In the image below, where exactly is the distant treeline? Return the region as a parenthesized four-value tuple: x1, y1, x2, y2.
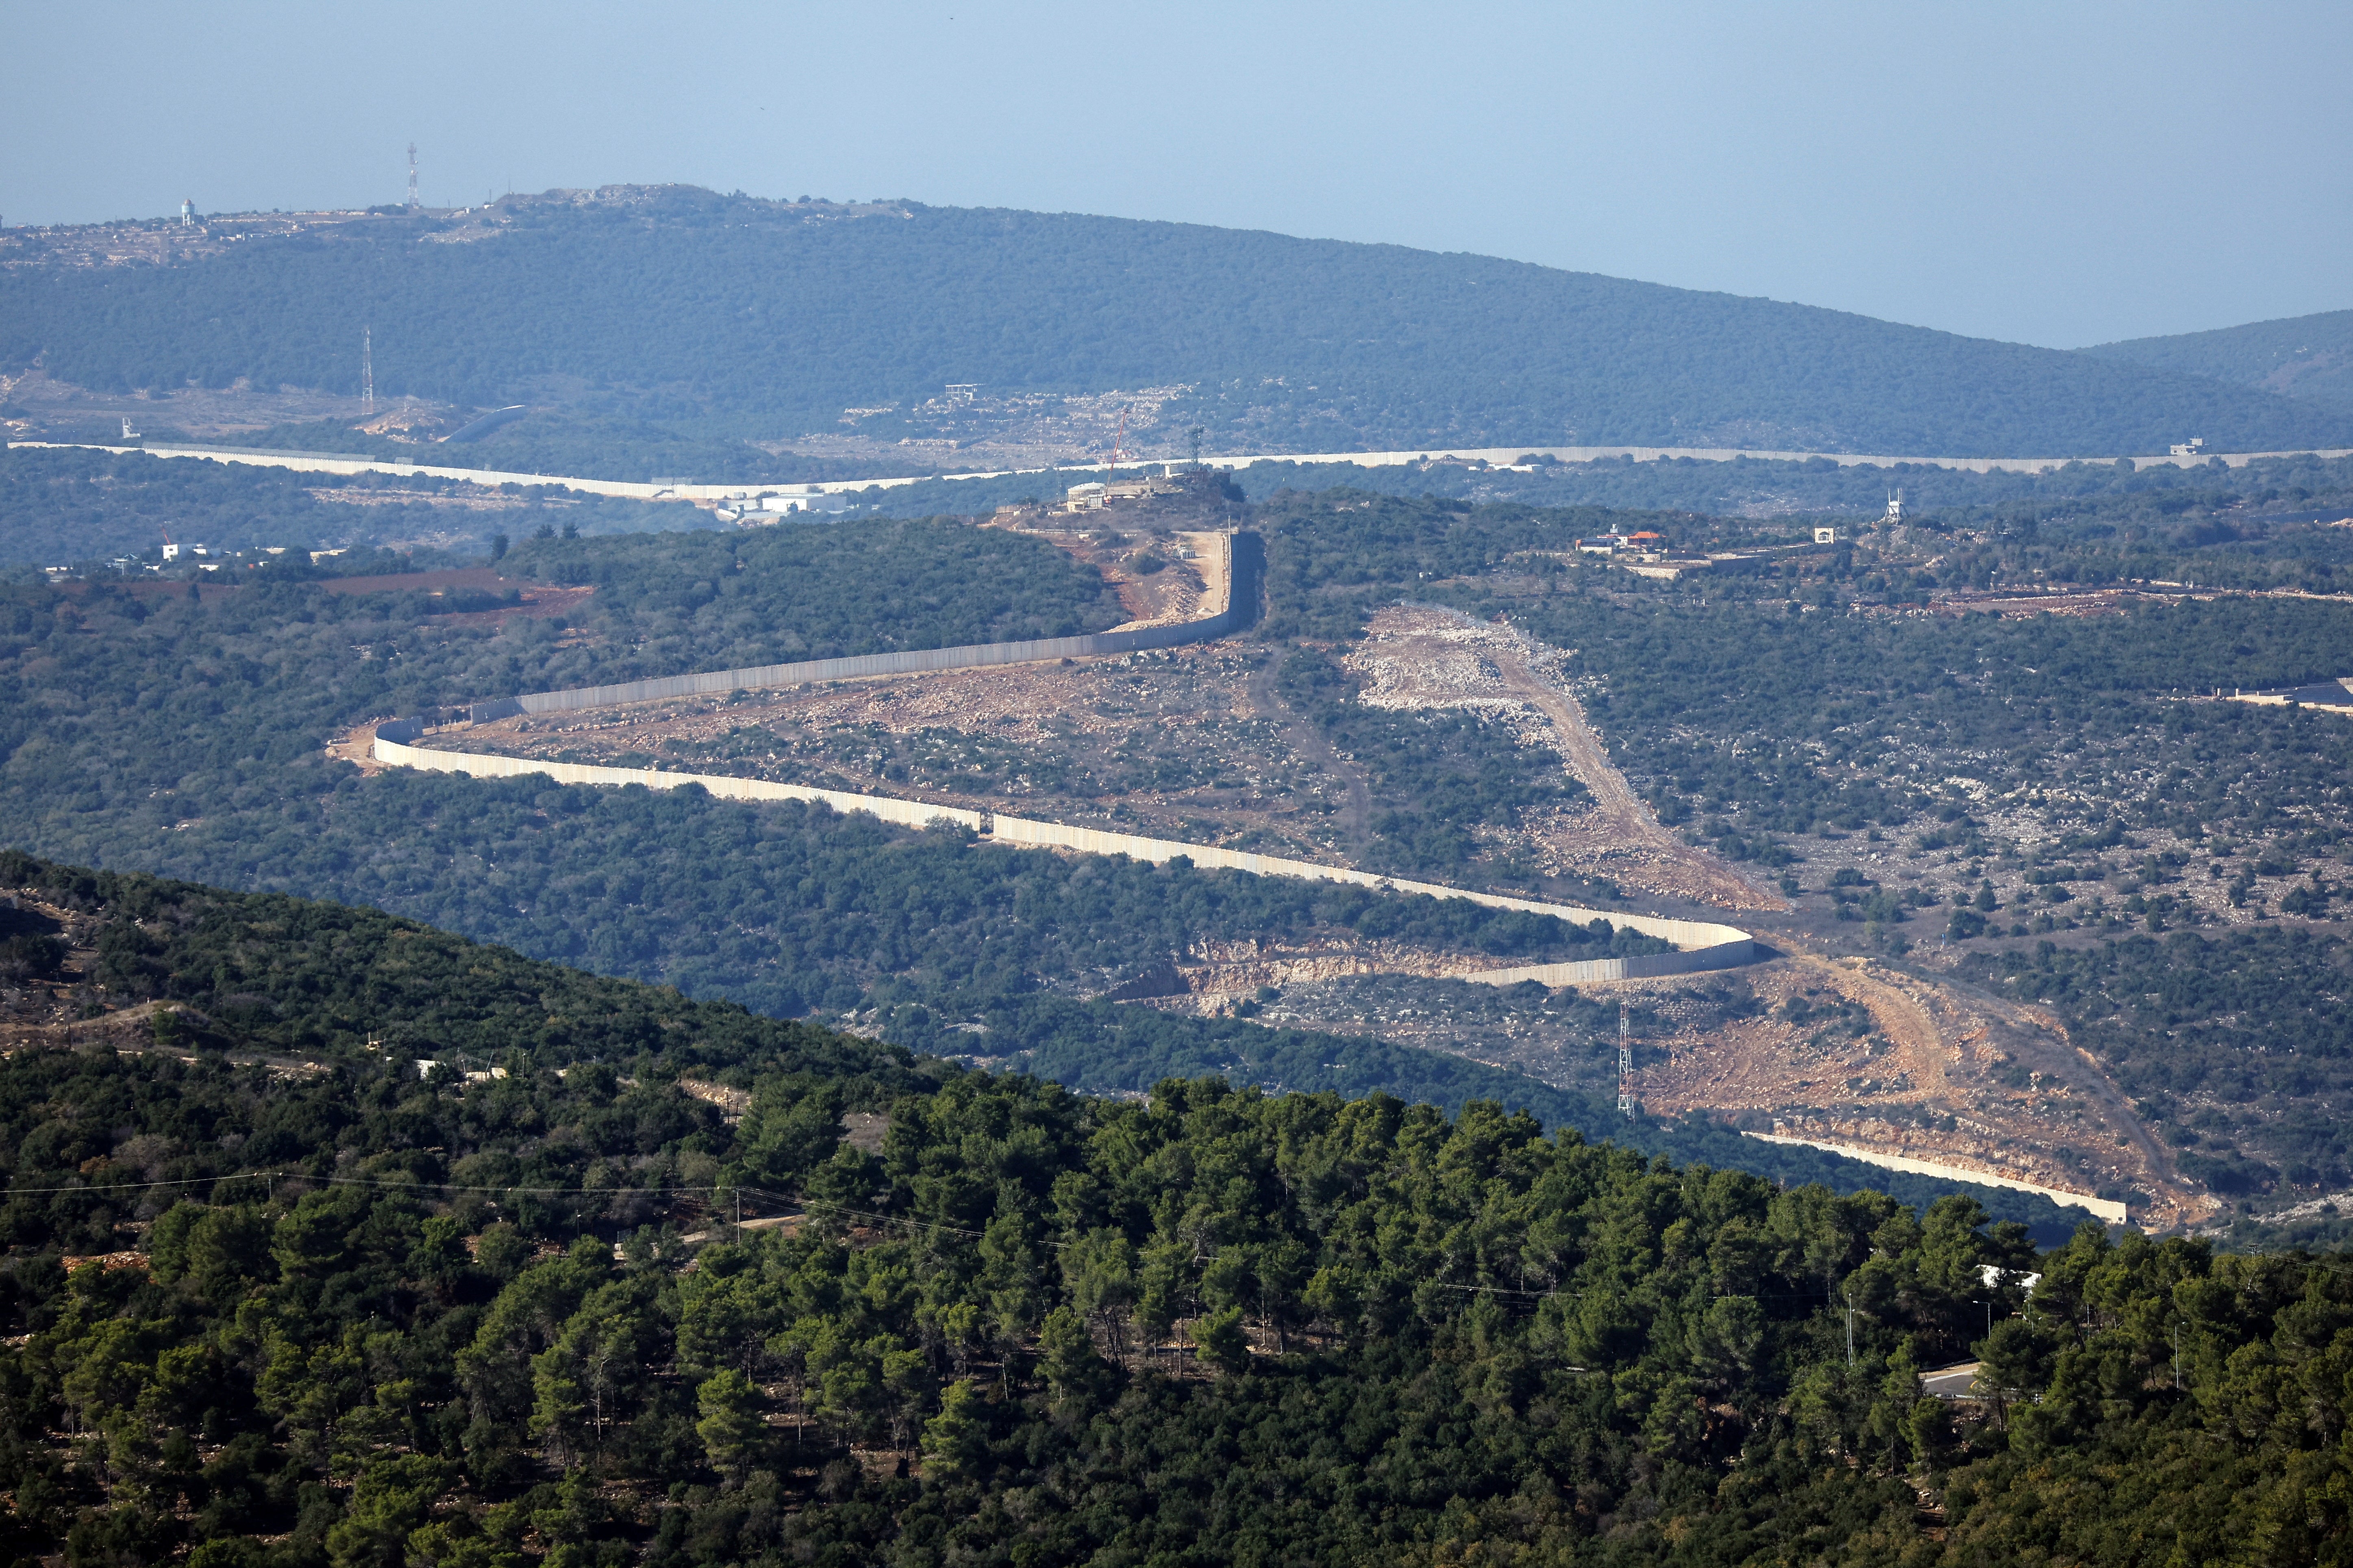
(4, 188, 2341, 460)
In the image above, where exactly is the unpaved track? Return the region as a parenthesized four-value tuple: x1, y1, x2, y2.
(1480, 632, 1784, 912)
(1496, 651, 1651, 834)
(1926, 964, 2190, 1202)
(1787, 951, 1955, 1100)
(1646, 941, 2206, 1226)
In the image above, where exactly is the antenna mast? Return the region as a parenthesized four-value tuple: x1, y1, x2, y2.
(1618, 1003, 1634, 1119)
(406, 144, 421, 210)
(361, 326, 374, 419)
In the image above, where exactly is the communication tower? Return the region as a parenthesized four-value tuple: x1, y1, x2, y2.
(361, 326, 374, 419)
(1618, 1003, 1634, 1119)
(1883, 488, 1905, 524)
(406, 144, 421, 210)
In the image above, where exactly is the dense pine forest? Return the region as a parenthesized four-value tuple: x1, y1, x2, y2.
(3, 853, 2351, 1567)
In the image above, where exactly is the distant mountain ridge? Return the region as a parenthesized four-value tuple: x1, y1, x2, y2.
(2083, 308, 2353, 414)
(2, 183, 2344, 461)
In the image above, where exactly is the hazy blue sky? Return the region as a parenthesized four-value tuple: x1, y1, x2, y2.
(6, 2, 2347, 348)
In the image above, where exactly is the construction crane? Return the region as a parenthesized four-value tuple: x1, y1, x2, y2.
(1107, 404, 1130, 472)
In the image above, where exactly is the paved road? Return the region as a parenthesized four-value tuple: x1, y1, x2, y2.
(1921, 1362, 1984, 1400)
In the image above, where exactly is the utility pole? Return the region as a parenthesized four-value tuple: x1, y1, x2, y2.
(361, 326, 374, 419)
(2173, 1323, 2181, 1390)
(1618, 1003, 1634, 1120)
(1845, 1287, 1856, 1368)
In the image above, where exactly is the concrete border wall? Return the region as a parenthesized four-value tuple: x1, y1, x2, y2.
(467, 530, 1262, 722)
(17, 439, 2352, 500)
(368, 519, 1754, 977)
(1742, 1131, 2127, 1223)
(369, 733, 1755, 980)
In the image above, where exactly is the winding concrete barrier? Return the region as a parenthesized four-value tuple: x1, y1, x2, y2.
(18, 438, 2351, 500)
(454, 531, 1262, 723)
(368, 736, 1755, 983)
(368, 521, 1750, 979)
(1743, 1131, 2128, 1224)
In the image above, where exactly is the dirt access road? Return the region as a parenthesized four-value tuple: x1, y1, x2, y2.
(1492, 633, 1778, 912)
(1344, 607, 2203, 1223)
(1349, 606, 1785, 913)
(1638, 949, 2210, 1228)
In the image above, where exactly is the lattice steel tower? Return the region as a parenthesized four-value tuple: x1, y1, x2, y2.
(1618, 1003, 1633, 1119)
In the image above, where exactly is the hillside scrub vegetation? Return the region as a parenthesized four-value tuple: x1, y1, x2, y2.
(494, 521, 1125, 677)
(1254, 490, 2353, 837)
(1272, 645, 1585, 875)
(1242, 492, 2353, 1192)
(6, 556, 1931, 1209)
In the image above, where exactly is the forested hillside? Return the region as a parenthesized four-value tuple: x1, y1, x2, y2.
(1, 854, 2348, 1566)
(0, 500, 2142, 1224)
(7, 491, 2353, 1213)
(2086, 306, 2353, 413)
(3, 187, 2342, 461)
(0, 553, 2046, 1219)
